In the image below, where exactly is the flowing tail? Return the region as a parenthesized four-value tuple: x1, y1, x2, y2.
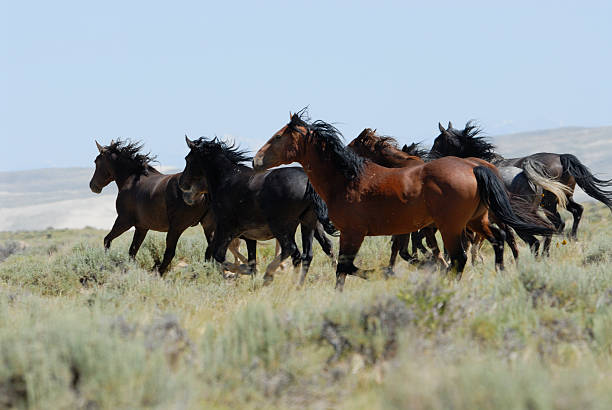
(560, 154, 612, 211)
(522, 158, 572, 209)
(305, 181, 338, 236)
(473, 166, 554, 237)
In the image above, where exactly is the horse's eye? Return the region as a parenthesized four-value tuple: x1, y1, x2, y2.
(275, 134, 282, 140)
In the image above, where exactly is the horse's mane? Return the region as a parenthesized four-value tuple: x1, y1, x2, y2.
(402, 142, 429, 159)
(431, 120, 498, 162)
(354, 128, 400, 152)
(192, 137, 253, 165)
(105, 139, 158, 174)
(290, 109, 364, 180)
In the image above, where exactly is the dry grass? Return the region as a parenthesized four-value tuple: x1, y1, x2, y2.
(0, 203, 610, 409)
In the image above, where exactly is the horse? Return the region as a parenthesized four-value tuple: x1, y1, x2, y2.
(346, 129, 442, 272)
(253, 110, 553, 290)
(179, 137, 336, 286)
(89, 139, 247, 276)
(430, 121, 606, 254)
(347, 128, 547, 267)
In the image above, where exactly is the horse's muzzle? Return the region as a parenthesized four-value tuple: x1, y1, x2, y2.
(252, 156, 265, 171)
(89, 182, 102, 194)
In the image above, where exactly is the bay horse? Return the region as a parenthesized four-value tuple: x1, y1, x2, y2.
(179, 137, 336, 286)
(430, 121, 605, 253)
(253, 111, 553, 290)
(89, 139, 247, 276)
(347, 129, 441, 273)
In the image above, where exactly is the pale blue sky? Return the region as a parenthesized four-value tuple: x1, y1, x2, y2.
(1, 1, 611, 171)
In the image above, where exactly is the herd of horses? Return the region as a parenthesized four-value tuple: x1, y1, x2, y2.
(89, 109, 612, 290)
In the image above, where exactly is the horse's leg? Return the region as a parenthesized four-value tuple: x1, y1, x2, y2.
(469, 217, 506, 271)
(411, 230, 429, 256)
(438, 228, 467, 279)
(297, 224, 316, 287)
(335, 232, 366, 292)
(263, 235, 299, 285)
(202, 224, 214, 261)
(314, 223, 335, 263)
(387, 235, 406, 277)
(501, 224, 519, 261)
(128, 228, 148, 259)
(469, 234, 485, 265)
(104, 217, 132, 249)
(423, 227, 446, 267)
(566, 197, 584, 240)
(158, 228, 185, 277)
(228, 238, 248, 264)
(210, 229, 241, 277)
(245, 239, 257, 274)
(397, 234, 417, 263)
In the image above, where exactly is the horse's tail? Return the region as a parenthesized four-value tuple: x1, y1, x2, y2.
(560, 154, 612, 211)
(522, 158, 572, 210)
(473, 166, 554, 237)
(305, 181, 338, 236)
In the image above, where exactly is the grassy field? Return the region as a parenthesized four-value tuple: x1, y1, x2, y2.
(0, 203, 611, 409)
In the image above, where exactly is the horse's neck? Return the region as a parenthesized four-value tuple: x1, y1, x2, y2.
(113, 162, 159, 190)
(205, 160, 250, 195)
(299, 144, 352, 204)
(382, 150, 423, 168)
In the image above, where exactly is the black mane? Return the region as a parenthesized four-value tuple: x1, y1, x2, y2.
(431, 120, 498, 162)
(402, 142, 429, 159)
(105, 139, 157, 174)
(290, 109, 364, 180)
(192, 137, 253, 165)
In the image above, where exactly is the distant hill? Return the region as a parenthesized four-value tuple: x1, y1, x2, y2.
(1, 126, 610, 231)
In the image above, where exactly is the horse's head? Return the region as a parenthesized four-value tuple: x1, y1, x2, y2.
(253, 111, 308, 171)
(346, 128, 377, 158)
(179, 136, 209, 205)
(431, 121, 464, 158)
(431, 121, 497, 161)
(89, 140, 116, 193)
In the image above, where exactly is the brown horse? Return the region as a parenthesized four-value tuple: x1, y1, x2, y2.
(253, 111, 553, 290)
(347, 129, 526, 268)
(347, 129, 442, 272)
(89, 139, 245, 275)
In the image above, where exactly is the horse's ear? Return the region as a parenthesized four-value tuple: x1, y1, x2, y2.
(95, 140, 104, 153)
(438, 122, 447, 134)
(402, 144, 409, 152)
(185, 135, 195, 149)
(448, 121, 453, 129)
(289, 111, 293, 120)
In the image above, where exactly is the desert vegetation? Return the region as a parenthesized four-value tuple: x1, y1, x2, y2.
(0, 202, 610, 409)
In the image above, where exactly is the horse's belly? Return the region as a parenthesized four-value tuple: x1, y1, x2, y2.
(241, 227, 274, 241)
(330, 199, 432, 236)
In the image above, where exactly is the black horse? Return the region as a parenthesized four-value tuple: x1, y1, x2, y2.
(431, 121, 611, 253)
(89, 139, 246, 275)
(179, 137, 336, 285)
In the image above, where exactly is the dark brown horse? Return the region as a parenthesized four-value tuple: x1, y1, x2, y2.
(89, 139, 245, 275)
(347, 129, 442, 272)
(253, 111, 553, 290)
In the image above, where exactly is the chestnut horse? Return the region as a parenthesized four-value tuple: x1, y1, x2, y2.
(347, 129, 441, 272)
(89, 139, 246, 275)
(253, 111, 553, 290)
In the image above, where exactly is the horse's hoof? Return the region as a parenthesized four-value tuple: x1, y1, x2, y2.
(262, 275, 273, 286)
(383, 267, 395, 279)
(236, 263, 256, 275)
(222, 271, 237, 280)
